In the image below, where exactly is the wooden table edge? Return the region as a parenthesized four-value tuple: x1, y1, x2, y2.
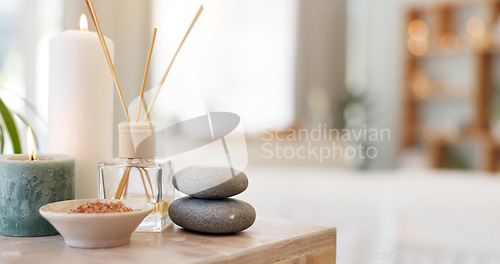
(202, 227, 337, 264)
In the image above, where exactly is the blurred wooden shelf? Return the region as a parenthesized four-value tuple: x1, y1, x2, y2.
(413, 94, 470, 101)
(407, 45, 500, 60)
(402, 0, 500, 172)
(424, 128, 500, 170)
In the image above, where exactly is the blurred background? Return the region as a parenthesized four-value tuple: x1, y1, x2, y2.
(2, 0, 500, 263)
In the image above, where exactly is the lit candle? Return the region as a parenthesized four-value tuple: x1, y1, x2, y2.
(48, 14, 113, 199)
(0, 128, 74, 237)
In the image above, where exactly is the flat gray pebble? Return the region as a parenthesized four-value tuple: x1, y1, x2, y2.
(173, 165, 248, 199)
(168, 197, 256, 234)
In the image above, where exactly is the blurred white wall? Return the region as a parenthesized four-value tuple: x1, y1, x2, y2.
(149, 0, 298, 134)
(1, 0, 63, 153)
(363, 0, 404, 169)
(295, 0, 347, 129)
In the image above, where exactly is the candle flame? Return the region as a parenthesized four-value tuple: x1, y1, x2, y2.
(27, 127, 36, 161)
(80, 14, 89, 32)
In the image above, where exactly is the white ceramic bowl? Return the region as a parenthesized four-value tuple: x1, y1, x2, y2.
(39, 199, 154, 248)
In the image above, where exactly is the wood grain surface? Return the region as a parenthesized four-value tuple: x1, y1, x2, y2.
(0, 218, 336, 264)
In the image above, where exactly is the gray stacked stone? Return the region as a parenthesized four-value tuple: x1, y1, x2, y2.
(168, 165, 256, 234)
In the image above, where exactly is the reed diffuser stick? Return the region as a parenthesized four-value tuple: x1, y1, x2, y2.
(85, 0, 131, 121)
(115, 168, 154, 201)
(114, 166, 131, 199)
(141, 159, 155, 194)
(113, 159, 155, 201)
(136, 28, 158, 121)
(138, 169, 151, 201)
(143, 5, 204, 121)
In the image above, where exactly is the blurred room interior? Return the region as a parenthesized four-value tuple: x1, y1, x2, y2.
(2, 0, 500, 263)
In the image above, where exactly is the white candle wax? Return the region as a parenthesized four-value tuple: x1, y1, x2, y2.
(49, 27, 113, 199)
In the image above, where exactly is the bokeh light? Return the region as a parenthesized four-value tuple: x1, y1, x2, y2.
(412, 73, 433, 99)
(408, 19, 429, 41)
(408, 38, 428, 56)
(466, 16, 486, 38)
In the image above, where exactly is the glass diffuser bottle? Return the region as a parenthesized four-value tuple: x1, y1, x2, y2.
(98, 121, 174, 232)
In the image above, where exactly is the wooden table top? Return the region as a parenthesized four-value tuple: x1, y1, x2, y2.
(0, 218, 336, 264)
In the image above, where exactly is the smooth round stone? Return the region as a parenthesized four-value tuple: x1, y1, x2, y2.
(173, 165, 248, 199)
(169, 197, 256, 234)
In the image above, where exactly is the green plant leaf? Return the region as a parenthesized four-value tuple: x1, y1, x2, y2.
(15, 112, 39, 150)
(0, 98, 21, 153)
(0, 125, 4, 154)
(0, 88, 47, 127)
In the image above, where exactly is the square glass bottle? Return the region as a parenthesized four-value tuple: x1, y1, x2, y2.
(98, 122, 174, 232)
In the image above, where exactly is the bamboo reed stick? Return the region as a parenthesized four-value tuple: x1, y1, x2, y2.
(123, 175, 129, 197)
(144, 169, 154, 199)
(114, 162, 155, 201)
(85, 0, 131, 121)
(114, 166, 132, 199)
(140, 159, 155, 197)
(136, 28, 158, 121)
(138, 168, 151, 201)
(121, 171, 130, 198)
(143, 5, 204, 121)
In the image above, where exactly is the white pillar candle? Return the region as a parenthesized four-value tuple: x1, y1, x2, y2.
(49, 14, 113, 199)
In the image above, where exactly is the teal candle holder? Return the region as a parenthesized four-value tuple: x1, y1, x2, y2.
(0, 154, 74, 237)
